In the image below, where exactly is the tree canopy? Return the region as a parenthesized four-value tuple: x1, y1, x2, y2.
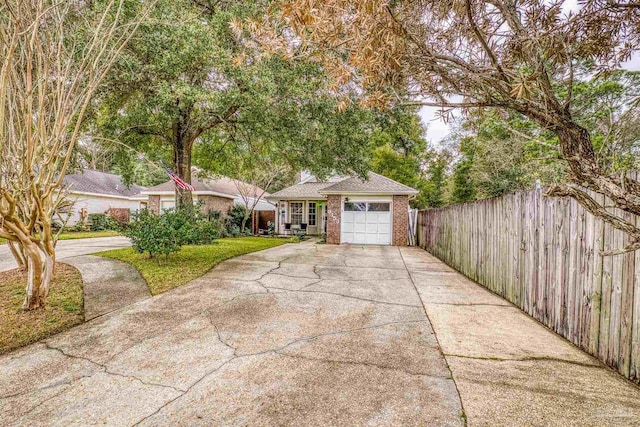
(93, 0, 384, 205)
(266, 0, 640, 253)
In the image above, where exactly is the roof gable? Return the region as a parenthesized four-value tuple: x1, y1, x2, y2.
(64, 170, 144, 198)
(318, 172, 418, 195)
(143, 174, 269, 199)
(267, 182, 337, 200)
(268, 172, 418, 200)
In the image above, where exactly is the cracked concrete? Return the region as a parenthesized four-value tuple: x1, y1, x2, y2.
(2, 242, 640, 426)
(399, 246, 640, 426)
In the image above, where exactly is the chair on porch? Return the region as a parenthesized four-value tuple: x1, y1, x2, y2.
(284, 223, 292, 235)
(299, 223, 308, 235)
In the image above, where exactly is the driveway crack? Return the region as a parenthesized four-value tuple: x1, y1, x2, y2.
(275, 352, 451, 379)
(43, 343, 185, 393)
(443, 353, 602, 368)
(129, 319, 430, 425)
(263, 286, 421, 308)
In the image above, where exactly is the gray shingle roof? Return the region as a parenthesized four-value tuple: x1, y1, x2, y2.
(319, 172, 418, 195)
(267, 172, 418, 200)
(267, 182, 336, 200)
(64, 170, 144, 197)
(144, 174, 269, 199)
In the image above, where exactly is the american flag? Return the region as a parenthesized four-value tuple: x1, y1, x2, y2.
(163, 165, 195, 191)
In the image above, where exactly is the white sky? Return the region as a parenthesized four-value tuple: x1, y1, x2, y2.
(418, 0, 640, 145)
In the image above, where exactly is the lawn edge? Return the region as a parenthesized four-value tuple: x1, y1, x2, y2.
(0, 262, 85, 355)
(95, 237, 295, 296)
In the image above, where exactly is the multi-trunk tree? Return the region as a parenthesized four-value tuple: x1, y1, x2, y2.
(0, 0, 151, 309)
(268, 0, 640, 254)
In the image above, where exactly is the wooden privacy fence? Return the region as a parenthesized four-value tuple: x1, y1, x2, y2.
(417, 183, 640, 384)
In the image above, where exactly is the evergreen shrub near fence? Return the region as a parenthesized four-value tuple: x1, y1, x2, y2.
(417, 178, 640, 384)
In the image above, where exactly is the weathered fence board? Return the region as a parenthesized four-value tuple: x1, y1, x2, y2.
(417, 188, 640, 384)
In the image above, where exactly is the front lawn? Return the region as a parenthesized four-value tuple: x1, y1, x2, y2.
(0, 230, 121, 245)
(0, 263, 84, 354)
(98, 237, 293, 295)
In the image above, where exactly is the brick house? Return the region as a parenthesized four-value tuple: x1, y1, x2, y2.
(143, 175, 276, 232)
(267, 172, 418, 246)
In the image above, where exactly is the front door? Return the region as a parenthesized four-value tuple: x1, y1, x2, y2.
(307, 201, 318, 235)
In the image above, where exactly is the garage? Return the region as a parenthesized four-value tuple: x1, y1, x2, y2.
(268, 171, 418, 246)
(341, 201, 391, 245)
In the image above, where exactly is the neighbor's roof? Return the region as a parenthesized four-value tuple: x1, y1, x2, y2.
(143, 174, 269, 199)
(64, 169, 144, 198)
(267, 172, 418, 200)
(267, 182, 337, 200)
(319, 172, 418, 195)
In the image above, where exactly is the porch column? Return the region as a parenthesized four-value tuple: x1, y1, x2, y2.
(326, 195, 341, 244)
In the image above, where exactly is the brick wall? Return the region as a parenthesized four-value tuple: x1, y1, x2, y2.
(326, 195, 341, 244)
(148, 195, 160, 214)
(392, 195, 409, 246)
(200, 195, 234, 215)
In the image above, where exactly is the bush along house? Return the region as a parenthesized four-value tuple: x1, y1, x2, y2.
(142, 174, 276, 234)
(267, 172, 418, 245)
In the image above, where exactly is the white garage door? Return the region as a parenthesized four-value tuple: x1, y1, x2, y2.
(341, 201, 391, 245)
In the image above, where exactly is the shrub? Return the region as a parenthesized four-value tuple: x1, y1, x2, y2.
(125, 209, 181, 264)
(224, 223, 241, 238)
(167, 202, 222, 245)
(68, 223, 87, 232)
(88, 213, 109, 231)
(228, 205, 246, 228)
(124, 203, 224, 264)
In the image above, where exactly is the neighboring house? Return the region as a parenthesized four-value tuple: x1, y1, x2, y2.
(143, 175, 276, 230)
(63, 169, 146, 226)
(267, 172, 418, 246)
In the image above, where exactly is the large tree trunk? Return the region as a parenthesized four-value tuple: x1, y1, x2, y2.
(172, 111, 194, 208)
(555, 120, 640, 216)
(546, 118, 640, 253)
(173, 139, 193, 207)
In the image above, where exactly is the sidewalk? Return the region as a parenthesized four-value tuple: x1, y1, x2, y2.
(65, 255, 150, 320)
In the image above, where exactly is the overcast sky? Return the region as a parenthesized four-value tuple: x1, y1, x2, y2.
(418, 1, 640, 145)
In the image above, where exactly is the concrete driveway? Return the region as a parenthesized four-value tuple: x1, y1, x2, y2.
(0, 236, 131, 272)
(2, 241, 640, 426)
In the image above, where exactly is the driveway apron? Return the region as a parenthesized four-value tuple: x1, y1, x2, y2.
(0, 236, 131, 273)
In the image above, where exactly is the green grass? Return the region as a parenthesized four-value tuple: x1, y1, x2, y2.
(0, 230, 121, 245)
(97, 237, 294, 295)
(0, 263, 84, 354)
(57, 230, 121, 240)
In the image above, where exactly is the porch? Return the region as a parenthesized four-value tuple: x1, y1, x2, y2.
(275, 199, 326, 236)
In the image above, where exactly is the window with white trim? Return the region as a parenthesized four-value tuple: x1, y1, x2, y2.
(308, 202, 316, 225)
(290, 202, 303, 225)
